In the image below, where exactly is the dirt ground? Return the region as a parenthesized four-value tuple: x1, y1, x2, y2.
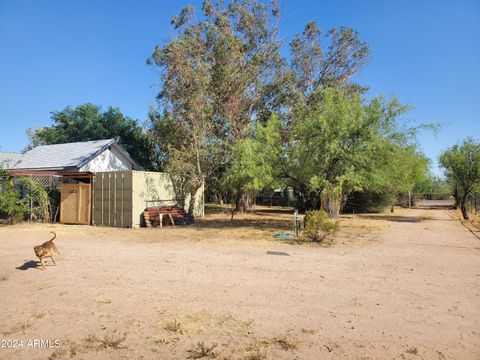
(0, 204, 479, 360)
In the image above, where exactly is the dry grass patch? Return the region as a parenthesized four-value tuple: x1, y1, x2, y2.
(48, 340, 82, 359)
(94, 297, 112, 304)
(243, 348, 267, 360)
(301, 328, 316, 335)
(2, 321, 32, 335)
(161, 311, 254, 337)
(164, 318, 183, 333)
(154, 336, 181, 345)
(84, 330, 127, 349)
(32, 312, 45, 319)
(270, 336, 297, 351)
(215, 314, 254, 336)
(187, 342, 217, 359)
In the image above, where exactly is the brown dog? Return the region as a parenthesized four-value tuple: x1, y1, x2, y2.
(34, 232, 60, 270)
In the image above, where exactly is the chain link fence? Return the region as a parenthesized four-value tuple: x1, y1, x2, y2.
(470, 193, 479, 212)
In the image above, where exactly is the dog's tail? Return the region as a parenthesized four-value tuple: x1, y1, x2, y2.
(49, 231, 57, 242)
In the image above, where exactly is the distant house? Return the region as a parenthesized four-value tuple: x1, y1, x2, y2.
(1, 139, 204, 227)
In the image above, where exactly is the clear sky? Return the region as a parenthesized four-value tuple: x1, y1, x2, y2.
(0, 0, 479, 174)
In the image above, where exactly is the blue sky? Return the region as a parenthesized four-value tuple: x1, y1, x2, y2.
(0, 0, 479, 174)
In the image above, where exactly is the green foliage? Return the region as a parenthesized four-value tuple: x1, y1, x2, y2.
(27, 103, 159, 170)
(344, 192, 397, 213)
(439, 138, 480, 219)
(148, 0, 372, 212)
(282, 88, 428, 216)
(0, 168, 27, 224)
(19, 177, 52, 222)
(222, 114, 282, 203)
(414, 175, 451, 199)
(302, 210, 339, 242)
(0, 168, 53, 224)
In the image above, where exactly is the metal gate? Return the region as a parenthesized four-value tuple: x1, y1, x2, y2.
(92, 172, 132, 227)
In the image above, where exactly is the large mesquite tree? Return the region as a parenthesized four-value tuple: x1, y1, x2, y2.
(281, 88, 429, 216)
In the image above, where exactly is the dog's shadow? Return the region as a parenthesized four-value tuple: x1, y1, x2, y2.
(16, 260, 41, 271)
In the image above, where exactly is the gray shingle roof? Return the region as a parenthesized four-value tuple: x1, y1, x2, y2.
(13, 139, 116, 170)
(0, 152, 23, 168)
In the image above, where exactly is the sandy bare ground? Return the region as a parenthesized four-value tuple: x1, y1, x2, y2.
(0, 205, 479, 359)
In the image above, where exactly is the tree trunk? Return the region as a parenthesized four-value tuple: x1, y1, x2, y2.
(320, 190, 342, 218)
(453, 187, 460, 209)
(460, 193, 469, 220)
(187, 189, 198, 224)
(235, 185, 243, 212)
(234, 186, 253, 213)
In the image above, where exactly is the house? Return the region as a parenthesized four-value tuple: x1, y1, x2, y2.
(0, 151, 24, 169)
(2, 139, 204, 227)
(8, 138, 141, 175)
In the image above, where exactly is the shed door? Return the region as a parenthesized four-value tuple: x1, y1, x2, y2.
(60, 183, 91, 224)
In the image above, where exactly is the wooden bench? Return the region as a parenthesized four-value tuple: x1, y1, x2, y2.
(143, 206, 186, 228)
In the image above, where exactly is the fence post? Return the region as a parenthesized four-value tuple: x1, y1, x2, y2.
(294, 209, 299, 238)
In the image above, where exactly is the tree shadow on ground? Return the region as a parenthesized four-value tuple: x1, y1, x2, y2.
(250, 208, 295, 215)
(357, 215, 428, 223)
(191, 217, 291, 231)
(415, 205, 455, 210)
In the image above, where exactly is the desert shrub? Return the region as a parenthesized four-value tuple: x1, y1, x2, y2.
(0, 169, 27, 224)
(302, 210, 339, 242)
(0, 168, 52, 224)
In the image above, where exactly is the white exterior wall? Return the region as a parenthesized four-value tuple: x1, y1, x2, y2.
(79, 147, 132, 172)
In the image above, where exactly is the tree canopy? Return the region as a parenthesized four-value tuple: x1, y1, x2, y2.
(147, 0, 381, 214)
(439, 138, 480, 219)
(278, 88, 429, 216)
(27, 103, 159, 171)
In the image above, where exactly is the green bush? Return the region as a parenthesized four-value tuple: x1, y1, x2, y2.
(0, 188, 27, 224)
(0, 168, 52, 224)
(0, 169, 28, 224)
(302, 210, 339, 242)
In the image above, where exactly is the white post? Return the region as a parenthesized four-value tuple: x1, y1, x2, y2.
(408, 190, 412, 209)
(159, 213, 163, 228)
(294, 209, 299, 238)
